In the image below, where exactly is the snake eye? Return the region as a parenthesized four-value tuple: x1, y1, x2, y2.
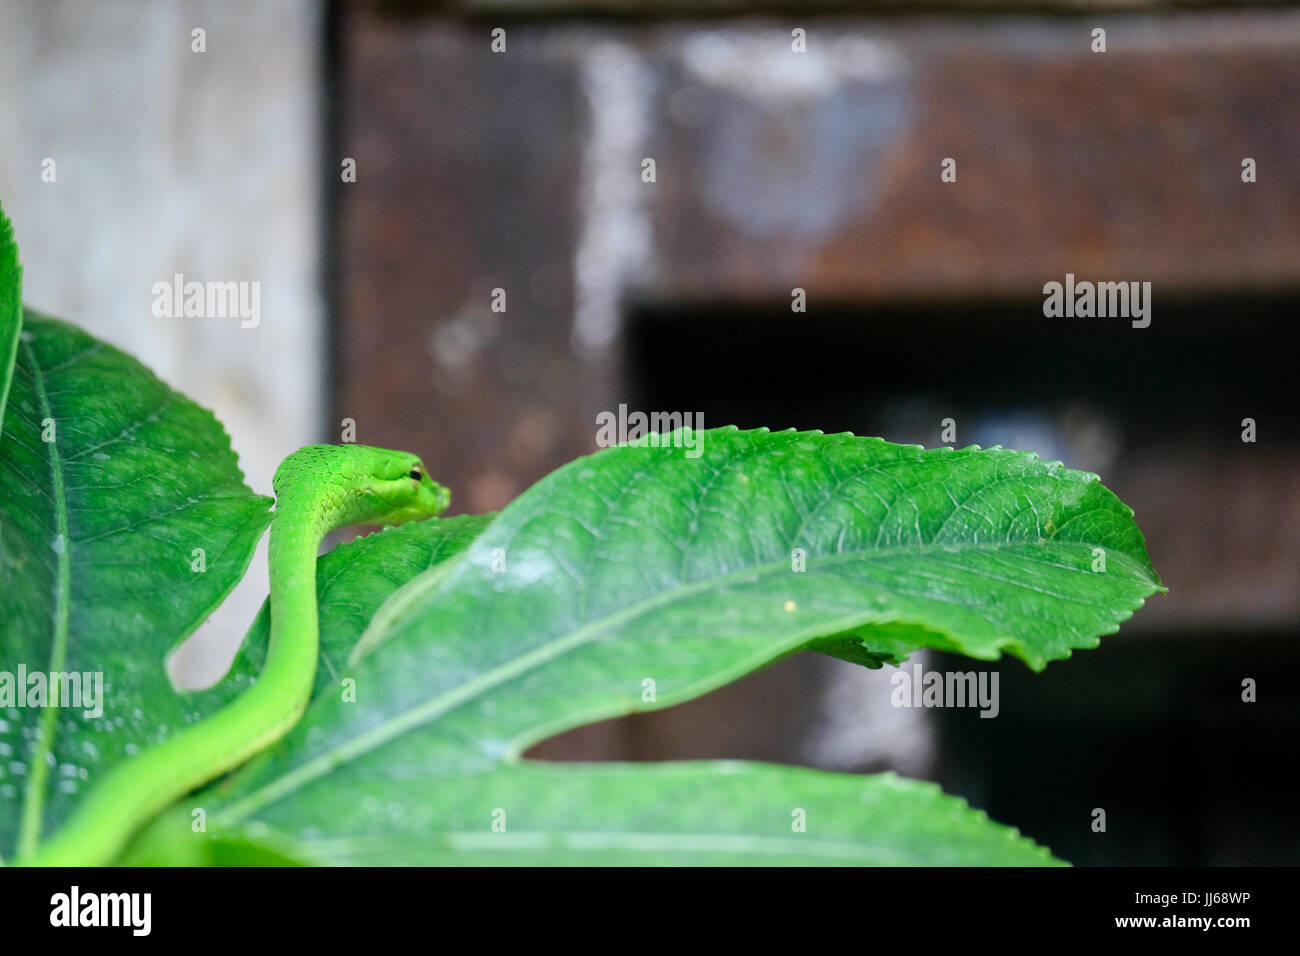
(409, 467, 423, 483)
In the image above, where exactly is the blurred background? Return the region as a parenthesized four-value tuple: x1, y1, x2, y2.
(1, 0, 1296, 864)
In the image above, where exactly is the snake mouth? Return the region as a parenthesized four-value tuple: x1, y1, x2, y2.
(413, 479, 450, 520)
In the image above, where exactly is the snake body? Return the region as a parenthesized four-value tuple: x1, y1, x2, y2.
(20, 444, 450, 866)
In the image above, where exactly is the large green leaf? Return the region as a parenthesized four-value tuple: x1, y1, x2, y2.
(0, 203, 21, 430)
(0, 313, 272, 860)
(138, 428, 1160, 865)
(158, 763, 1060, 866)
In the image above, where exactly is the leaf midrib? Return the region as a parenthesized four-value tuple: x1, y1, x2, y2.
(15, 338, 71, 858)
(212, 531, 1153, 826)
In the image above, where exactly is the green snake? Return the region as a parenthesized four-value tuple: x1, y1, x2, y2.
(20, 444, 450, 866)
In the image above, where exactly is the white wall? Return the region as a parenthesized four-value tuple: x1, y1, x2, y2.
(0, 0, 324, 684)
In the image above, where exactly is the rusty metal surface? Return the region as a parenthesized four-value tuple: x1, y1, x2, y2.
(404, 2, 1300, 19)
(645, 19, 1300, 302)
(337, 13, 602, 515)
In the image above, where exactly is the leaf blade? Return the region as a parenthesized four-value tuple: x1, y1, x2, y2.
(0, 314, 273, 856)
(0, 202, 21, 432)
(192, 764, 1065, 866)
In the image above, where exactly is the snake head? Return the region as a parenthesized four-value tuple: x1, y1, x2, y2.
(273, 444, 451, 527)
(364, 447, 451, 525)
(307, 444, 452, 527)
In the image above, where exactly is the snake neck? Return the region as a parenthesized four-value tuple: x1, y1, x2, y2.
(264, 484, 344, 689)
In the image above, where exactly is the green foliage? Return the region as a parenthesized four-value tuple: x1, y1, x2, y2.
(0, 312, 271, 859)
(0, 203, 1162, 865)
(0, 208, 19, 430)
